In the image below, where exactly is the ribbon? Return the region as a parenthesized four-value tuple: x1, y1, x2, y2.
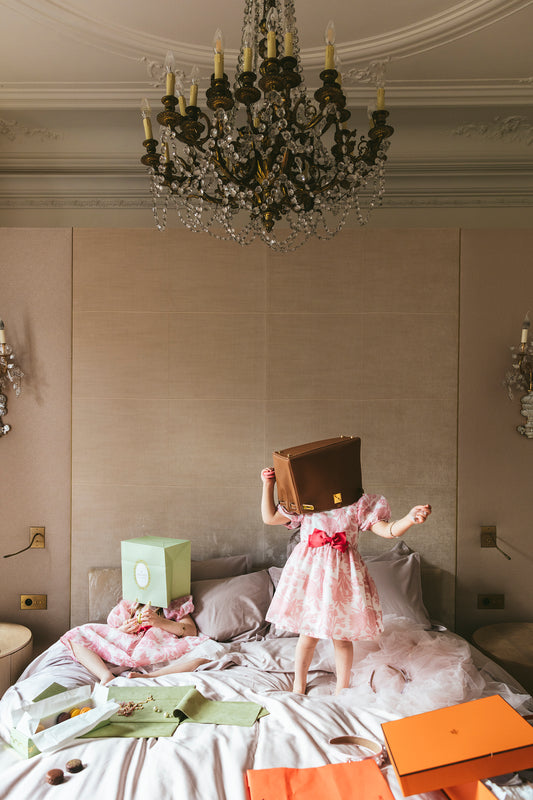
(308, 529, 348, 553)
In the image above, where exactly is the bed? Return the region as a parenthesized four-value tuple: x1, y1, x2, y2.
(0, 542, 532, 800)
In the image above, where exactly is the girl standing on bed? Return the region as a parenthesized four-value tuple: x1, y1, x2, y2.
(61, 596, 209, 684)
(260, 467, 431, 695)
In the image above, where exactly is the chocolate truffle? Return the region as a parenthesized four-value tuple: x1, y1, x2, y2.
(65, 758, 83, 773)
(46, 769, 64, 785)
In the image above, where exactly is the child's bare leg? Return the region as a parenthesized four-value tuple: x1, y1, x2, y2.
(70, 643, 115, 685)
(333, 639, 353, 694)
(293, 634, 319, 694)
(128, 657, 210, 679)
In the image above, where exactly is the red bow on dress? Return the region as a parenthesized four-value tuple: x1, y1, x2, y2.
(308, 529, 348, 553)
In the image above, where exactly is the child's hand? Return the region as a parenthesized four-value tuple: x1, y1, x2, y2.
(120, 618, 141, 634)
(409, 504, 432, 524)
(140, 605, 160, 627)
(261, 467, 276, 483)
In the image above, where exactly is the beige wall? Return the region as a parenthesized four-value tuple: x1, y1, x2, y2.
(456, 229, 533, 638)
(2, 225, 532, 652)
(71, 228, 459, 629)
(0, 229, 72, 652)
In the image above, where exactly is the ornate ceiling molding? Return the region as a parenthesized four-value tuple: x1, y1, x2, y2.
(454, 115, 533, 145)
(0, 117, 60, 141)
(2, 79, 532, 111)
(2, 0, 532, 68)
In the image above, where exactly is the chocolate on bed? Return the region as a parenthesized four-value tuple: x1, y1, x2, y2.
(46, 768, 64, 785)
(65, 758, 83, 773)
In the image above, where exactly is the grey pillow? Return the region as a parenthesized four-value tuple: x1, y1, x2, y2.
(366, 551, 431, 627)
(191, 571, 274, 642)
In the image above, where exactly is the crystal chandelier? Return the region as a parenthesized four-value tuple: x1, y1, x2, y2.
(140, 0, 394, 252)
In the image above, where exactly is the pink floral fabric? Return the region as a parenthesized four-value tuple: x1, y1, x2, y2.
(266, 494, 391, 641)
(61, 595, 209, 669)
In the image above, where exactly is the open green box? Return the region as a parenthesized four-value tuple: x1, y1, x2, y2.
(121, 536, 191, 609)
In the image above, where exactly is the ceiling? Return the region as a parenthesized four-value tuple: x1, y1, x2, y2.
(1, 0, 533, 224)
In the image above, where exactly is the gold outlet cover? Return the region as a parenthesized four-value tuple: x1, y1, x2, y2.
(20, 594, 47, 610)
(30, 526, 45, 548)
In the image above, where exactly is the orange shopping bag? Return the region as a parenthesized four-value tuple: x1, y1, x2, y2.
(245, 757, 394, 800)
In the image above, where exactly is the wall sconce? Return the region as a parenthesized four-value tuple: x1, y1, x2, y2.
(503, 313, 533, 438)
(0, 319, 24, 436)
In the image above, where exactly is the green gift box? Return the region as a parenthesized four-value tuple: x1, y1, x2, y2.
(121, 536, 191, 609)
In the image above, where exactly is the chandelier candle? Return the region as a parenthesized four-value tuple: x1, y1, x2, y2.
(140, 0, 394, 252)
(165, 52, 176, 96)
(214, 30, 224, 79)
(324, 21, 335, 70)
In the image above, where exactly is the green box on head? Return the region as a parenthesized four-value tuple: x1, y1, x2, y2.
(121, 536, 191, 609)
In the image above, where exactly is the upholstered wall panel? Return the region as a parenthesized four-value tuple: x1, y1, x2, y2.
(72, 228, 459, 628)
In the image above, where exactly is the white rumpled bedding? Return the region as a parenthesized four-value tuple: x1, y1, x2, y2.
(0, 625, 532, 800)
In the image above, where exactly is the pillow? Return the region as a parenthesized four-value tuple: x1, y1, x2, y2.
(267, 566, 283, 589)
(191, 571, 274, 642)
(365, 551, 431, 628)
(191, 554, 251, 581)
(362, 539, 412, 562)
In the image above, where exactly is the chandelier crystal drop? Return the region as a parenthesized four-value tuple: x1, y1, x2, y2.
(140, 0, 394, 252)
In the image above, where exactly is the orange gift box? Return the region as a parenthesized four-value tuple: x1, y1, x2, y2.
(443, 780, 498, 800)
(381, 694, 533, 797)
(245, 757, 394, 800)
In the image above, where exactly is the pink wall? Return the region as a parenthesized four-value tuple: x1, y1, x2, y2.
(0, 229, 72, 652)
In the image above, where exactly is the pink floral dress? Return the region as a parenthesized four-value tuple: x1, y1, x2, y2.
(266, 494, 390, 641)
(61, 596, 209, 669)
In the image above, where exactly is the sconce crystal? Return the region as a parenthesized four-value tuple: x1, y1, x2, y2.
(503, 313, 533, 438)
(0, 320, 24, 436)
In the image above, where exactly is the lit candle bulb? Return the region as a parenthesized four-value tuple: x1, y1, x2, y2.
(324, 20, 335, 70)
(176, 79, 187, 115)
(284, 29, 294, 57)
(376, 87, 385, 110)
(266, 7, 278, 58)
(165, 51, 176, 96)
(242, 24, 253, 72)
(521, 312, 530, 344)
(140, 98, 153, 139)
(0, 320, 5, 345)
(189, 66, 199, 106)
(213, 28, 224, 79)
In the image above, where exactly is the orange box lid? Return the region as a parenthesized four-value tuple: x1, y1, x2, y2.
(382, 695, 533, 795)
(245, 757, 394, 800)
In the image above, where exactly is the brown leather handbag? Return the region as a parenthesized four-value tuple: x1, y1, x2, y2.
(272, 435, 363, 514)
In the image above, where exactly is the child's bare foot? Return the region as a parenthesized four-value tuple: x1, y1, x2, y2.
(127, 671, 149, 679)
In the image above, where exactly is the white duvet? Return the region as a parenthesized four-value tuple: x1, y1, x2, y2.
(0, 627, 532, 800)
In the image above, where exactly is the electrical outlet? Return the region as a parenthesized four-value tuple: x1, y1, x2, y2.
(20, 594, 47, 610)
(480, 526, 497, 547)
(29, 526, 45, 548)
(477, 593, 504, 609)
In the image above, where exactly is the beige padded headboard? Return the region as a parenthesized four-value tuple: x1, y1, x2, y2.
(88, 564, 452, 628)
(88, 568, 122, 623)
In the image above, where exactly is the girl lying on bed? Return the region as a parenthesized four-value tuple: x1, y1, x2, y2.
(60, 595, 209, 684)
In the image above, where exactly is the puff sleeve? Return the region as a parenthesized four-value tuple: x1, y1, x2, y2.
(356, 494, 391, 531)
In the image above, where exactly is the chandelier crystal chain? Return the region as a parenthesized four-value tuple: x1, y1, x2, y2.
(140, 0, 394, 252)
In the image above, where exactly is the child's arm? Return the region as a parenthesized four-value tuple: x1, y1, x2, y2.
(139, 608, 197, 638)
(261, 467, 290, 525)
(371, 504, 432, 539)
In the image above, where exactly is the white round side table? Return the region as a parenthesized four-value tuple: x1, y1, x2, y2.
(0, 623, 33, 698)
